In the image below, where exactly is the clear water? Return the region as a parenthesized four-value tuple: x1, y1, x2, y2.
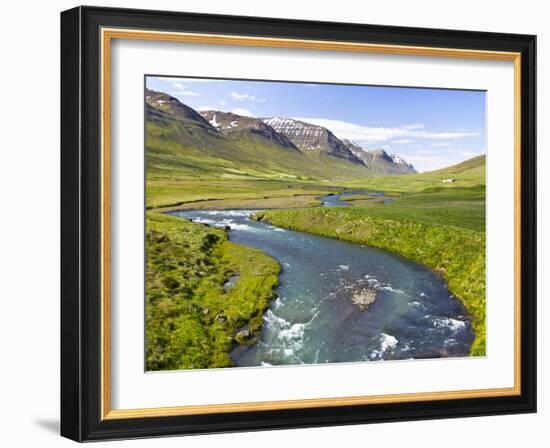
(171, 204, 474, 367)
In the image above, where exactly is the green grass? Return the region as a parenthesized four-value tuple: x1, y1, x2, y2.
(146, 212, 280, 370)
(342, 185, 485, 232)
(157, 194, 323, 211)
(255, 195, 486, 356)
(347, 155, 486, 193)
(146, 177, 339, 209)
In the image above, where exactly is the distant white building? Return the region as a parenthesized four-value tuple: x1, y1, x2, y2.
(442, 178, 455, 184)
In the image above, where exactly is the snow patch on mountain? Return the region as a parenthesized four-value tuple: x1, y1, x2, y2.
(209, 113, 220, 128)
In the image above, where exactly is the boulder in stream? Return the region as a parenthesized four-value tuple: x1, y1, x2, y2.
(351, 287, 378, 311)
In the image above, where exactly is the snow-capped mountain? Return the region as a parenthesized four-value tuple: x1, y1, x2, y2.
(390, 154, 416, 172)
(262, 118, 364, 165)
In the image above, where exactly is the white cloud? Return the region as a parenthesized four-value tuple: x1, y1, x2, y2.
(431, 142, 452, 147)
(197, 106, 216, 111)
(232, 108, 252, 117)
(230, 92, 251, 100)
(230, 92, 266, 103)
(391, 139, 413, 144)
(292, 117, 480, 143)
(402, 123, 425, 130)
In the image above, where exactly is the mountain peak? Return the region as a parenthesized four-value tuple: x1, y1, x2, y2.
(145, 89, 215, 130)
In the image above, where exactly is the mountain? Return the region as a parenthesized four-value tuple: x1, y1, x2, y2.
(262, 118, 364, 165)
(341, 139, 416, 175)
(146, 89, 215, 130)
(145, 89, 416, 181)
(389, 154, 416, 173)
(145, 90, 375, 180)
(200, 110, 299, 151)
(145, 88, 225, 151)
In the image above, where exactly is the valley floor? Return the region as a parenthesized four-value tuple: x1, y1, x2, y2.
(146, 162, 486, 367)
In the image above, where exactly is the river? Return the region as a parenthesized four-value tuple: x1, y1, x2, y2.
(320, 190, 394, 206)
(170, 194, 474, 366)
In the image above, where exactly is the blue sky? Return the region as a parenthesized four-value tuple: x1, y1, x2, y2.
(146, 76, 486, 172)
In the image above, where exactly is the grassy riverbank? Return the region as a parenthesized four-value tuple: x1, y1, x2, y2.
(146, 212, 280, 370)
(255, 203, 486, 356)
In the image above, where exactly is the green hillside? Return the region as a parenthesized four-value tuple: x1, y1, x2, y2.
(351, 154, 485, 193)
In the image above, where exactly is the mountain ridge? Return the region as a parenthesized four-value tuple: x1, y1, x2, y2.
(341, 138, 416, 175)
(145, 88, 417, 179)
(199, 110, 300, 152)
(261, 117, 364, 165)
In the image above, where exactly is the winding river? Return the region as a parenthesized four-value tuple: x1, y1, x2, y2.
(171, 193, 474, 366)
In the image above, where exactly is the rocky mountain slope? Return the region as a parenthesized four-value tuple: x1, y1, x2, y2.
(262, 118, 364, 165)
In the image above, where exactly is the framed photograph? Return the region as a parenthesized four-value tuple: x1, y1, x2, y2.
(61, 6, 536, 441)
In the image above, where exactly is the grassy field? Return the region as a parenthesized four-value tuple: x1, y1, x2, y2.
(146, 177, 338, 210)
(342, 185, 485, 232)
(146, 212, 280, 370)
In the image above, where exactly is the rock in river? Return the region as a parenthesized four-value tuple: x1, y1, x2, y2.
(351, 287, 377, 311)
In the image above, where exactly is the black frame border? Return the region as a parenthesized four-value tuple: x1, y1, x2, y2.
(61, 6, 536, 442)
